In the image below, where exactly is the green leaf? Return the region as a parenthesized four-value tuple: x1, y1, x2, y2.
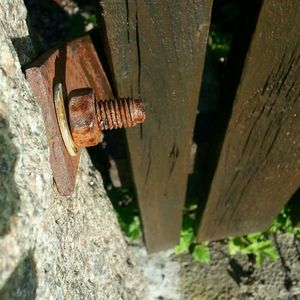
(228, 234, 279, 268)
(294, 227, 300, 239)
(255, 252, 264, 267)
(123, 215, 141, 240)
(192, 244, 210, 263)
(228, 237, 249, 255)
(85, 14, 97, 25)
(175, 227, 195, 254)
(262, 245, 279, 261)
(254, 244, 279, 267)
(269, 207, 294, 234)
(128, 220, 141, 240)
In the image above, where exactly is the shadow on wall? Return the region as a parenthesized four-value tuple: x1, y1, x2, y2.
(0, 254, 37, 300)
(0, 115, 20, 237)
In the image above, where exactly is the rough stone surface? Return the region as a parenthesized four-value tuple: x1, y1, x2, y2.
(0, 1, 146, 299)
(130, 233, 300, 300)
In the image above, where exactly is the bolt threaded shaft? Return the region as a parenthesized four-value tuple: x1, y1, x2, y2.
(96, 97, 145, 130)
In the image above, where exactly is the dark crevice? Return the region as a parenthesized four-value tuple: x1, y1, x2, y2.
(90, 27, 118, 98)
(95, 1, 118, 97)
(285, 80, 297, 99)
(275, 48, 297, 95)
(240, 105, 265, 156)
(145, 159, 152, 185)
(95, 2, 139, 209)
(264, 124, 281, 159)
(259, 119, 275, 151)
(135, 0, 141, 95)
(265, 98, 277, 116)
(145, 140, 152, 184)
(274, 47, 288, 80)
(139, 123, 143, 140)
(206, 0, 263, 182)
(125, 0, 130, 43)
(261, 73, 272, 95)
(183, 0, 263, 231)
(288, 188, 300, 227)
(222, 170, 239, 207)
(192, 0, 263, 232)
(168, 161, 176, 177)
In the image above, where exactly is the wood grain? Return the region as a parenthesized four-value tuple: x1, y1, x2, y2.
(98, 0, 212, 252)
(198, 0, 300, 241)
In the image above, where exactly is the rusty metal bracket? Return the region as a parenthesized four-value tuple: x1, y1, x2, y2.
(25, 34, 113, 196)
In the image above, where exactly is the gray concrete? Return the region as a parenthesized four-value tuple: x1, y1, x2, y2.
(130, 234, 300, 300)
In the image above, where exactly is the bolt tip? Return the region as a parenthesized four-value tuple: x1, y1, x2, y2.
(132, 99, 146, 124)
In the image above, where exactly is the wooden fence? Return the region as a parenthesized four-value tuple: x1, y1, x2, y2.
(98, 0, 300, 253)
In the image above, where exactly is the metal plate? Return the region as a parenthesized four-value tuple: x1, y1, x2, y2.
(25, 34, 113, 195)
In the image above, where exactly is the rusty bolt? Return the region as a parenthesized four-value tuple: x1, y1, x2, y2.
(68, 88, 145, 147)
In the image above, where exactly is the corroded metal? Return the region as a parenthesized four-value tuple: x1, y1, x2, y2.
(68, 88, 102, 148)
(25, 34, 113, 196)
(96, 98, 145, 130)
(68, 91, 146, 147)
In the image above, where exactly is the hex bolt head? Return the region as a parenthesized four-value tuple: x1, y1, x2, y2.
(69, 88, 102, 147)
(68, 89, 146, 147)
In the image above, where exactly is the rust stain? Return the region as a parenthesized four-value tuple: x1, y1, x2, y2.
(25, 34, 113, 196)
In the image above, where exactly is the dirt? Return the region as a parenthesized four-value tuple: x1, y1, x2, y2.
(130, 233, 300, 300)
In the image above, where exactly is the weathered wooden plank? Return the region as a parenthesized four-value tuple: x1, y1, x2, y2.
(98, 0, 213, 252)
(198, 0, 300, 241)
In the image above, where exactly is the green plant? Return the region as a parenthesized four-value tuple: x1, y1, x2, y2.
(269, 207, 300, 238)
(175, 215, 210, 263)
(175, 206, 300, 266)
(108, 187, 142, 241)
(119, 215, 141, 241)
(209, 30, 232, 62)
(228, 233, 279, 267)
(208, 0, 241, 63)
(192, 244, 210, 263)
(229, 207, 300, 267)
(69, 13, 97, 39)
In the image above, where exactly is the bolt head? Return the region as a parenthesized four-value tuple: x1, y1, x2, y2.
(68, 88, 102, 147)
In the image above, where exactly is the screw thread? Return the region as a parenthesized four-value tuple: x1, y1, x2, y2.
(96, 97, 145, 130)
